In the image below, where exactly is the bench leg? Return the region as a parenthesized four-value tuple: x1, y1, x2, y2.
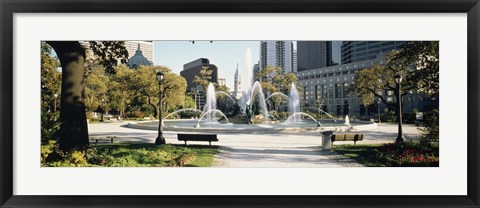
(209, 141, 211, 146)
(111, 137, 114, 143)
(95, 139, 98, 144)
(184, 141, 187, 146)
(354, 141, 356, 145)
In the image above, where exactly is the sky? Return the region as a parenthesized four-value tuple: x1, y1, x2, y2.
(153, 41, 260, 91)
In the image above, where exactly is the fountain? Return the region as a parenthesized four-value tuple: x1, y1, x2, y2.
(265, 92, 292, 103)
(289, 83, 301, 123)
(345, 115, 350, 126)
(303, 106, 337, 122)
(246, 81, 269, 124)
(203, 83, 217, 123)
(285, 112, 323, 127)
(215, 91, 236, 104)
(126, 47, 377, 134)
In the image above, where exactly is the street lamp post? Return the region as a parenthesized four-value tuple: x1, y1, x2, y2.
(53, 93, 58, 114)
(377, 99, 381, 123)
(394, 74, 406, 144)
(155, 71, 166, 145)
(100, 98, 105, 122)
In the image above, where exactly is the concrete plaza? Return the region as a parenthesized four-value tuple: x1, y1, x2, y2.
(88, 122, 422, 167)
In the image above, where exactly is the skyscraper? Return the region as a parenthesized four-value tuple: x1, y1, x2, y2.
(297, 41, 329, 72)
(341, 41, 405, 64)
(259, 41, 294, 73)
(180, 58, 218, 92)
(293, 49, 297, 72)
(331, 41, 342, 66)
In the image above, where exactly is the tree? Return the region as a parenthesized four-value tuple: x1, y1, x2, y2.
(183, 96, 197, 109)
(193, 66, 213, 91)
(84, 66, 109, 113)
(41, 42, 61, 112)
(45, 41, 128, 152)
(350, 51, 416, 106)
(215, 84, 230, 93)
(255, 65, 298, 112)
(130, 65, 187, 119)
(108, 65, 134, 117)
(395, 41, 439, 98)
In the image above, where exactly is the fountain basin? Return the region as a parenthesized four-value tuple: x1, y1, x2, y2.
(125, 119, 377, 134)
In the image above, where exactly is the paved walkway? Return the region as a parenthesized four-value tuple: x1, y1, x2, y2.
(88, 122, 422, 167)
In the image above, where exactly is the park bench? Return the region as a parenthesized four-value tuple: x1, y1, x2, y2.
(90, 136, 116, 144)
(331, 134, 364, 145)
(177, 134, 218, 146)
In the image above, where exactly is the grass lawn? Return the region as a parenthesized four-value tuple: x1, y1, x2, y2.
(333, 144, 387, 167)
(42, 143, 219, 167)
(333, 142, 439, 167)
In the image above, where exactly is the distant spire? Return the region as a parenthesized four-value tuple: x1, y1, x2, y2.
(135, 44, 142, 54)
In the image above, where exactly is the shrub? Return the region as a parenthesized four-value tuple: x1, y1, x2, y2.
(41, 140, 57, 163)
(376, 142, 439, 167)
(381, 110, 397, 122)
(126, 111, 145, 118)
(419, 108, 439, 143)
(178, 111, 202, 119)
(277, 112, 289, 119)
(41, 111, 60, 143)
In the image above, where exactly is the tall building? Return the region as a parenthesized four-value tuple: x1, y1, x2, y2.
(297, 41, 344, 71)
(125, 41, 154, 64)
(259, 41, 294, 73)
(331, 41, 342, 66)
(233, 63, 242, 99)
(293, 49, 297, 72)
(253, 63, 260, 82)
(180, 58, 219, 92)
(341, 41, 405, 64)
(127, 44, 152, 69)
(297, 41, 330, 72)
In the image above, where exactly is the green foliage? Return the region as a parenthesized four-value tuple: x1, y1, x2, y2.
(108, 65, 134, 117)
(419, 108, 439, 143)
(41, 143, 219, 167)
(333, 142, 439, 167)
(41, 140, 57, 163)
(131, 65, 187, 118)
(87, 41, 129, 74)
(255, 65, 298, 112)
(183, 96, 197, 109)
(178, 110, 202, 119)
(40, 42, 61, 112)
(193, 66, 213, 91)
(41, 111, 60, 143)
(381, 110, 397, 123)
(256, 65, 298, 94)
(215, 84, 230, 93)
(85, 66, 109, 112)
(350, 51, 414, 106)
(126, 111, 145, 119)
(395, 41, 439, 98)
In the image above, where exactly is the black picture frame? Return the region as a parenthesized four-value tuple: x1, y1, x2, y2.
(1, 0, 479, 207)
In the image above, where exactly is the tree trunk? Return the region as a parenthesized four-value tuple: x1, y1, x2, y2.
(47, 41, 89, 152)
(147, 96, 159, 119)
